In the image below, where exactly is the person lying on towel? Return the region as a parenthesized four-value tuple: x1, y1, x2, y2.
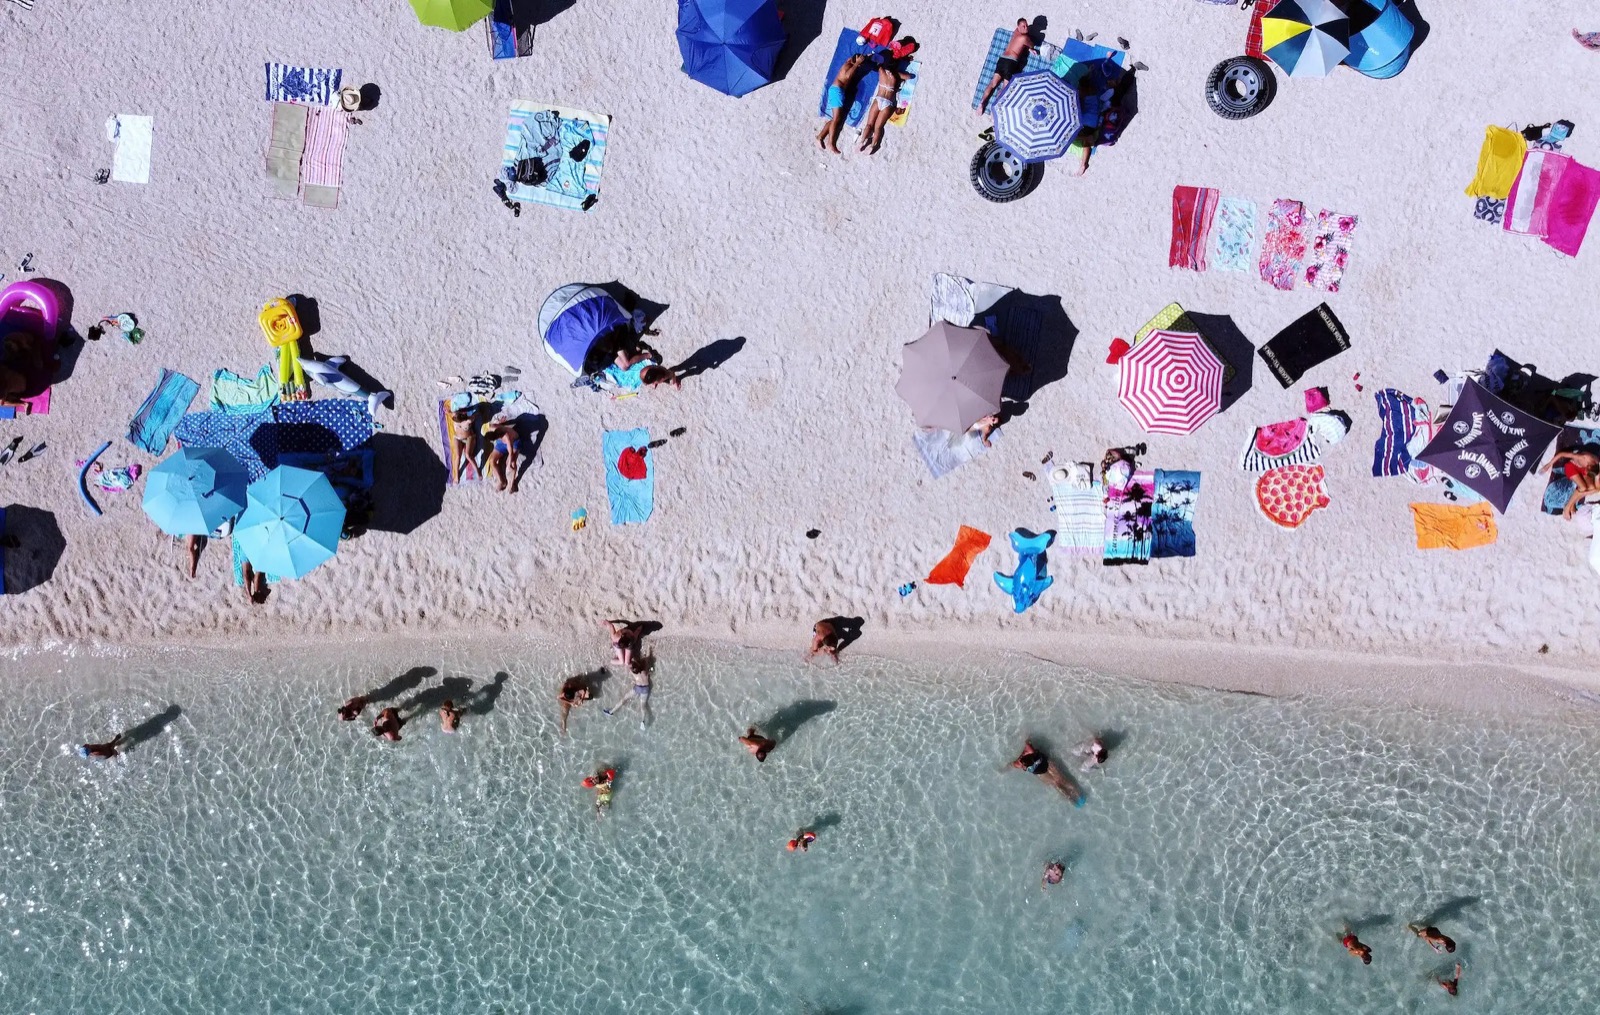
(978, 18, 1041, 114)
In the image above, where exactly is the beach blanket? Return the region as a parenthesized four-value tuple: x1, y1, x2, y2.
(818, 30, 922, 130)
(1169, 186, 1220, 271)
(265, 102, 308, 201)
(926, 525, 993, 587)
(1544, 158, 1600, 257)
(603, 428, 653, 525)
(280, 447, 374, 501)
(264, 63, 342, 106)
(1049, 463, 1104, 557)
(502, 101, 610, 212)
(300, 107, 350, 209)
(273, 398, 373, 455)
(0, 384, 50, 419)
(913, 426, 998, 479)
(1255, 464, 1329, 529)
(1258, 303, 1350, 388)
(438, 400, 483, 486)
(1411, 502, 1497, 550)
(210, 365, 280, 412)
(1303, 209, 1357, 292)
(1103, 468, 1154, 566)
(972, 26, 1054, 110)
(1152, 470, 1201, 559)
(1211, 195, 1257, 273)
(1504, 149, 1566, 237)
(1258, 199, 1307, 291)
(1464, 125, 1527, 200)
(174, 406, 272, 479)
(1541, 422, 1600, 516)
(1372, 388, 1424, 477)
(126, 369, 200, 454)
(107, 115, 153, 184)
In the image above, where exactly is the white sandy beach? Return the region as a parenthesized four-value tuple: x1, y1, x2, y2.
(1, 0, 1598, 696)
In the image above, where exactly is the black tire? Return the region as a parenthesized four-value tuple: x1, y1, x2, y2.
(1205, 56, 1275, 120)
(969, 141, 1044, 203)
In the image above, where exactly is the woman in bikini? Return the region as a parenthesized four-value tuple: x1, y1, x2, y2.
(858, 64, 903, 155)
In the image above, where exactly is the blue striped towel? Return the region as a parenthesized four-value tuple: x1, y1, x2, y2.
(265, 63, 342, 106)
(127, 369, 201, 455)
(501, 102, 610, 212)
(603, 428, 653, 525)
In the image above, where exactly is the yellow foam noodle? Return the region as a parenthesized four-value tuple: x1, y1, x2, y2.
(1463, 125, 1528, 200)
(1259, 18, 1311, 52)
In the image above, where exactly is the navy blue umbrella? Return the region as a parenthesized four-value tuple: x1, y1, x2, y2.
(676, 0, 787, 98)
(991, 71, 1082, 164)
(1415, 379, 1560, 513)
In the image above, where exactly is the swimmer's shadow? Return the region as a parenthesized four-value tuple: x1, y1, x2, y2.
(758, 699, 837, 744)
(398, 672, 509, 717)
(366, 666, 437, 702)
(122, 705, 181, 751)
(1419, 896, 1480, 926)
(803, 811, 843, 833)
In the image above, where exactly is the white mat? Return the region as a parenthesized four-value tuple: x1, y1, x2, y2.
(107, 114, 153, 184)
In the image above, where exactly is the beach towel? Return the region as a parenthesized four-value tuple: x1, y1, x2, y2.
(1473, 196, 1507, 226)
(0, 385, 50, 419)
(1303, 209, 1358, 292)
(1464, 125, 1527, 200)
(438, 400, 484, 486)
(210, 365, 280, 412)
(1411, 502, 1496, 550)
(1211, 196, 1258, 273)
(300, 107, 350, 209)
(1543, 158, 1600, 257)
(1258, 199, 1307, 291)
(1239, 417, 1331, 471)
(972, 26, 1054, 110)
(265, 102, 308, 201)
(1152, 470, 1201, 559)
(1372, 388, 1430, 477)
(501, 101, 610, 212)
(888, 59, 922, 127)
(926, 525, 993, 587)
(107, 115, 153, 184)
(1255, 464, 1329, 529)
(1103, 467, 1154, 566)
(175, 406, 272, 480)
(603, 428, 653, 525)
(264, 63, 342, 106)
(1049, 463, 1104, 557)
(1169, 186, 1220, 271)
(273, 398, 373, 455)
(818, 30, 923, 130)
(126, 369, 200, 454)
(1258, 303, 1350, 388)
(913, 426, 999, 479)
(1503, 149, 1566, 237)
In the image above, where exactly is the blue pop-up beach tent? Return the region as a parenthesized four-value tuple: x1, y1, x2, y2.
(676, 0, 787, 98)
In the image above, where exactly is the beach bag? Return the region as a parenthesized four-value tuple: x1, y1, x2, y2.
(514, 157, 548, 186)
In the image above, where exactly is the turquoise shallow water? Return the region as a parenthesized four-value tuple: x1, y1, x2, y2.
(2, 641, 1599, 1013)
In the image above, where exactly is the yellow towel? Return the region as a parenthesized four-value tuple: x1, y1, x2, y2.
(1464, 125, 1527, 200)
(1411, 502, 1497, 551)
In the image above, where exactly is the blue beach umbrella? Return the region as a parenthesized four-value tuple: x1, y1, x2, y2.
(235, 466, 346, 579)
(142, 447, 248, 537)
(991, 71, 1082, 164)
(676, 0, 787, 98)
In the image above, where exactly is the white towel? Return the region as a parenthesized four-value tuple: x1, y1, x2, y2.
(107, 114, 153, 184)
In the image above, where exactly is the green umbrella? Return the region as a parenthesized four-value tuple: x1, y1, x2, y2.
(409, 0, 493, 32)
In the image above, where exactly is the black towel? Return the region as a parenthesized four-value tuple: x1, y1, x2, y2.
(1258, 303, 1351, 388)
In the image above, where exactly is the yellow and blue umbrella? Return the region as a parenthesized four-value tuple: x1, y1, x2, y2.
(142, 447, 248, 536)
(991, 71, 1082, 164)
(1261, 0, 1350, 78)
(235, 466, 345, 580)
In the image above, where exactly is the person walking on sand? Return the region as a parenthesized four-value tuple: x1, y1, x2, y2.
(241, 561, 267, 605)
(816, 54, 869, 153)
(1407, 923, 1456, 954)
(78, 734, 124, 760)
(372, 707, 405, 742)
(978, 19, 1039, 114)
(808, 620, 843, 664)
(337, 695, 369, 722)
(558, 675, 594, 736)
(740, 726, 777, 762)
(1438, 963, 1462, 996)
(1340, 929, 1372, 965)
(439, 699, 462, 732)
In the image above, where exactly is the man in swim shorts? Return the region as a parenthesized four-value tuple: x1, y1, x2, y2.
(1012, 740, 1082, 803)
(808, 620, 843, 665)
(816, 54, 868, 154)
(78, 734, 124, 760)
(602, 645, 653, 725)
(372, 707, 405, 742)
(337, 695, 369, 722)
(1340, 930, 1372, 965)
(978, 19, 1040, 114)
(740, 726, 777, 762)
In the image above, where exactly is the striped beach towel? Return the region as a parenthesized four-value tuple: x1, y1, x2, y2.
(1372, 388, 1427, 477)
(265, 63, 342, 106)
(127, 369, 201, 455)
(7, 0, 36, 10)
(1170, 186, 1220, 271)
(501, 102, 610, 212)
(300, 107, 350, 208)
(1049, 464, 1104, 557)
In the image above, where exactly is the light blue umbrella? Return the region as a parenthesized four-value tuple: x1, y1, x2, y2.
(991, 71, 1082, 164)
(235, 466, 346, 579)
(142, 447, 248, 536)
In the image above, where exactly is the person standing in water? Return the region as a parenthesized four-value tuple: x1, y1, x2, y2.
(558, 675, 594, 736)
(439, 699, 462, 732)
(372, 707, 405, 742)
(78, 734, 124, 760)
(582, 768, 616, 818)
(808, 620, 843, 665)
(786, 830, 818, 853)
(337, 695, 369, 722)
(739, 726, 777, 762)
(1042, 861, 1066, 888)
(602, 657, 652, 725)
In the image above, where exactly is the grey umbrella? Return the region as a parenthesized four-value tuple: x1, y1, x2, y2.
(896, 322, 1010, 433)
(1414, 378, 1560, 513)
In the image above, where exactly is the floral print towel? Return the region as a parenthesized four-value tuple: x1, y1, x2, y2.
(1303, 209, 1358, 293)
(1210, 196, 1257, 272)
(1258, 199, 1307, 291)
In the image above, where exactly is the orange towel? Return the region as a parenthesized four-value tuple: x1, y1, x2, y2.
(926, 525, 993, 586)
(1411, 502, 1497, 551)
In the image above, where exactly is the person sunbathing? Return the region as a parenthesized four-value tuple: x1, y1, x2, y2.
(609, 345, 680, 391)
(817, 54, 869, 154)
(858, 65, 904, 155)
(969, 414, 1002, 448)
(1541, 449, 1600, 518)
(449, 402, 492, 482)
(978, 18, 1039, 114)
(481, 414, 521, 493)
(1011, 740, 1082, 804)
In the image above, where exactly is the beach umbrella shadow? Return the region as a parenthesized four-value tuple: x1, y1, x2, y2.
(1186, 311, 1255, 412)
(2, 505, 64, 594)
(367, 433, 446, 535)
(768, 0, 829, 84)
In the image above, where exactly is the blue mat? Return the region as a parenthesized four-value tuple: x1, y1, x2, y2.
(127, 369, 201, 455)
(1151, 470, 1201, 559)
(174, 407, 273, 480)
(816, 29, 889, 129)
(603, 428, 653, 525)
(273, 398, 374, 454)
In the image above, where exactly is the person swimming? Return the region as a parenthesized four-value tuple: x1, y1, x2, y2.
(1042, 861, 1065, 887)
(1074, 736, 1109, 772)
(1438, 962, 1462, 996)
(1407, 923, 1456, 954)
(1011, 740, 1083, 805)
(372, 707, 405, 742)
(786, 830, 818, 852)
(740, 726, 777, 762)
(77, 734, 124, 759)
(582, 768, 616, 817)
(1341, 930, 1372, 965)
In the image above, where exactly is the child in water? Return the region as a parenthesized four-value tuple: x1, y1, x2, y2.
(582, 767, 616, 818)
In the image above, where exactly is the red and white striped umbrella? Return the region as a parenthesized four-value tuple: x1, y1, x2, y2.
(1117, 330, 1225, 435)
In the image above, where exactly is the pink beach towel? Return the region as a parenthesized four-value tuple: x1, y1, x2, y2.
(1258, 199, 1307, 291)
(1303, 209, 1358, 293)
(1170, 186, 1220, 271)
(1543, 158, 1600, 257)
(1503, 150, 1567, 237)
(300, 107, 349, 207)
